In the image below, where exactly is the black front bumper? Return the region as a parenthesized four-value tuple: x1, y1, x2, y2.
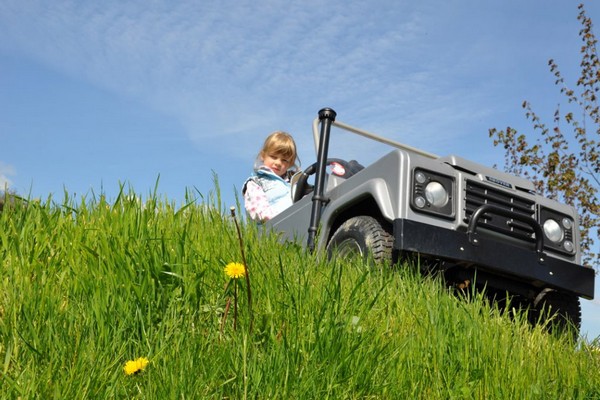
(393, 218, 595, 299)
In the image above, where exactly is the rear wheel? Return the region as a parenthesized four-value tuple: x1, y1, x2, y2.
(326, 216, 394, 264)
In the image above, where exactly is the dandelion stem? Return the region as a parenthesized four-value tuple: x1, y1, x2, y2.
(233, 281, 238, 331)
(230, 207, 253, 333)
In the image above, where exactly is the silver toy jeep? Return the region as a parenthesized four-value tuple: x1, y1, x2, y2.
(268, 108, 595, 333)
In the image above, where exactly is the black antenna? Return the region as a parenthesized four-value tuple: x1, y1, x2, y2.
(307, 108, 336, 252)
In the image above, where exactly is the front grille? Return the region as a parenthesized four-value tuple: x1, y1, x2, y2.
(464, 180, 536, 242)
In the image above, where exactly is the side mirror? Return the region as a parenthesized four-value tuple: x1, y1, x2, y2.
(289, 170, 304, 203)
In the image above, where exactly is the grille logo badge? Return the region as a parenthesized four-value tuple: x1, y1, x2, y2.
(485, 176, 513, 189)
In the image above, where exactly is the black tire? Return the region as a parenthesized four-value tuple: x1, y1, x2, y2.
(529, 290, 581, 339)
(326, 216, 394, 264)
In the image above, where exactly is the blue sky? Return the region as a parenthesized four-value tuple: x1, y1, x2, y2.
(1, 1, 599, 339)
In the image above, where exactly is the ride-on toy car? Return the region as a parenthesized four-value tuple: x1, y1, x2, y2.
(268, 108, 595, 333)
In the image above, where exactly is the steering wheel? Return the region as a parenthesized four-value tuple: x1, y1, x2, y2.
(292, 158, 363, 203)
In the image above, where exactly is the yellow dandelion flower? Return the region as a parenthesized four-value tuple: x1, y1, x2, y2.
(224, 262, 246, 279)
(123, 357, 150, 375)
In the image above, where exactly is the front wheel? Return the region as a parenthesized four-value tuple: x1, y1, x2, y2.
(326, 216, 394, 264)
(529, 290, 581, 339)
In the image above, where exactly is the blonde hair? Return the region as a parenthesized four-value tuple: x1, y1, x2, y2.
(258, 131, 299, 170)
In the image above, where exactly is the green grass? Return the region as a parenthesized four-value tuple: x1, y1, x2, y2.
(1, 187, 599, 399)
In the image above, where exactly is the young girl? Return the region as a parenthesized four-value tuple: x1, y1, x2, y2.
(243, 131, 299, 222)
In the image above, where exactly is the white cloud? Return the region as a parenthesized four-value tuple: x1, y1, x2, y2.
(0, 162, 15, 190)
(0, 1, 486, 145)
(2, 0, 586, 172)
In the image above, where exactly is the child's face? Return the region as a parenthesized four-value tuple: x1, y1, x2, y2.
(262, 152, 292, 177)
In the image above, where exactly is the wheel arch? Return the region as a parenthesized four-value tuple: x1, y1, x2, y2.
(316, 177, 397, 251)
(325, 195, 393, 245)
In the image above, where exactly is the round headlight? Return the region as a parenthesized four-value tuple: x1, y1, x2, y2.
(543, 219, 564, 243)
(562, 217, 573, 230)
(563, 240, 574, 253)
(415, 171, 427, 184)
(414, 196, 426, 208)
(425, 182, 448, 207)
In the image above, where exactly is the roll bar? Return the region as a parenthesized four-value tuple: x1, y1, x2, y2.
(306, 108, 438, 251)
(311, 115, 438, 159)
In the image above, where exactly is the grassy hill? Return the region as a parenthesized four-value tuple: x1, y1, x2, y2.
(1, 189, 599, 399)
